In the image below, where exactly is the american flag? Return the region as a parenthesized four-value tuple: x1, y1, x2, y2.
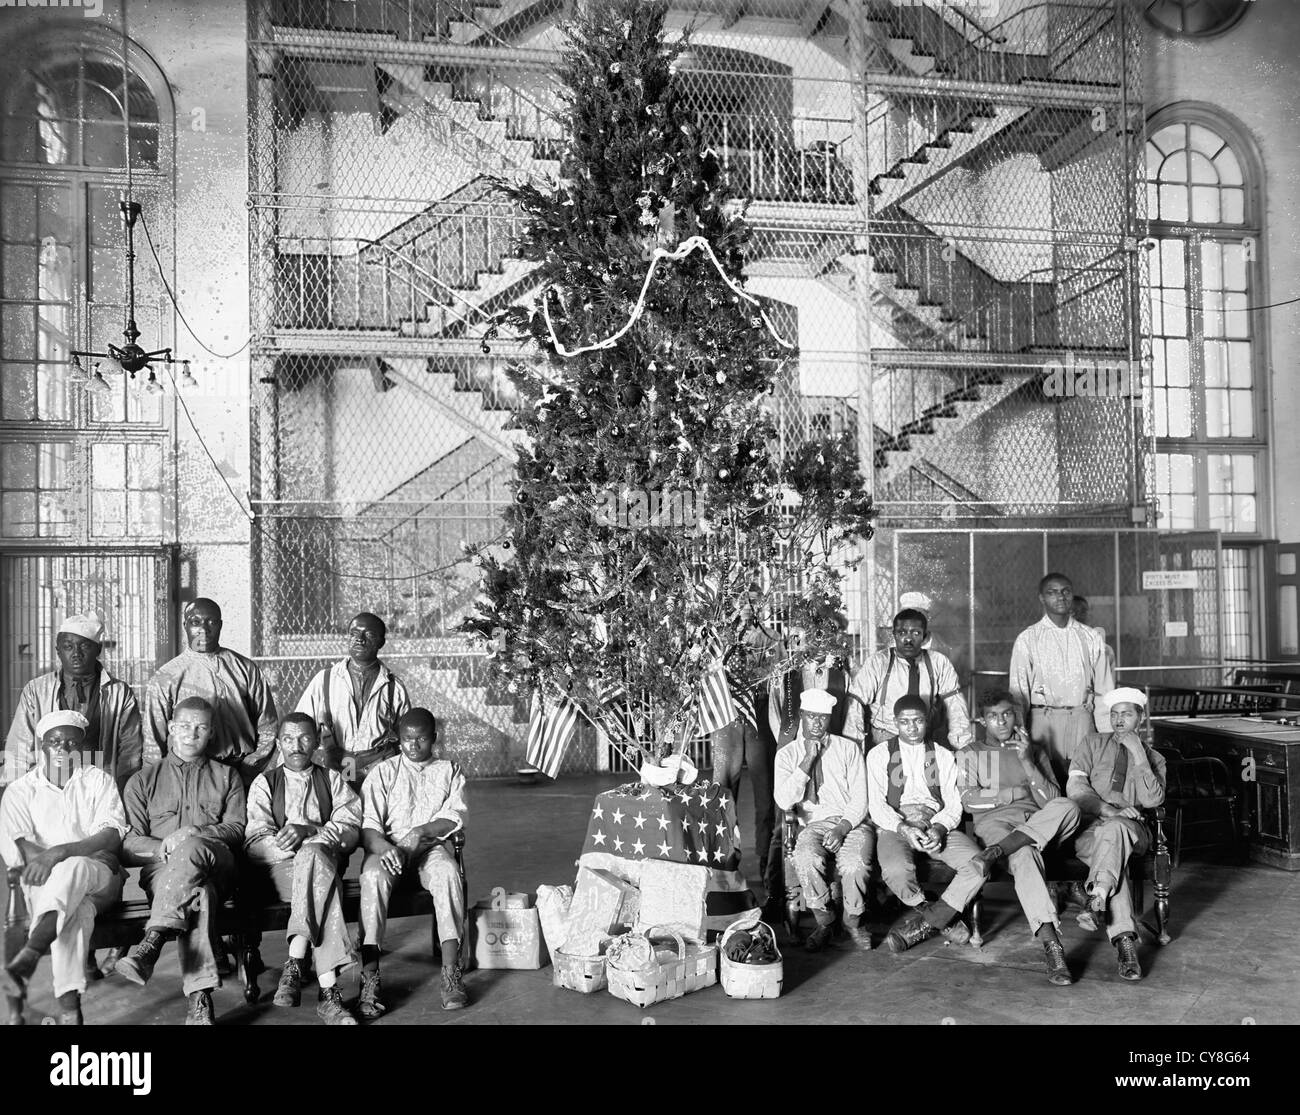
(525, 682, 578, 778)
(723, 645, 757, 731)
(580, 780, 741, 869)
(696, 631, 738, 734)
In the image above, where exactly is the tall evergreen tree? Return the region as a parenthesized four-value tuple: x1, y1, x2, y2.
(461, 0, 874, 764)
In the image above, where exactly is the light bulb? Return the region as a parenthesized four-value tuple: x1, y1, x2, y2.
(179, 360, 198, 389)
(86, 370, 112, 396)
(68, 355, 88, 383)
(144, 371, 164, 396)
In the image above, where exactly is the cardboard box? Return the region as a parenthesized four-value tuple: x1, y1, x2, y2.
(562, 867, 640, 956)
(472, 904, 546, 970)
(636, 859, 710, 943)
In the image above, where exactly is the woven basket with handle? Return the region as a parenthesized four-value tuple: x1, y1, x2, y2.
(606, 924, 718, 1009)
(719, 916, 783, 999)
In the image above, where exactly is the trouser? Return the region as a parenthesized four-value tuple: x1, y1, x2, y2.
(250, 845, 358, 975)
(359, 843, 465, 949)
(21, 857, 121, 998)
(877, 828, 987, 914)
(1073, 816, 1150, 940)
(973, 798, 1083, 935)
(709, 702, 776, 873)
(792, 819, 876, 917)
(1029, 706, 1094, 787)
(139, 836, 236, 996)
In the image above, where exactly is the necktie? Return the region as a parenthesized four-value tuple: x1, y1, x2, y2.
(907, 657, 921, 698)
(1109, 737, 1130, 798)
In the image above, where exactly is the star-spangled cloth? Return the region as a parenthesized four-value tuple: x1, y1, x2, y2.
(580, 780, 741, 871)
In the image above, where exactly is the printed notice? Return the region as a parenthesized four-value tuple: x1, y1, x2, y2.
(1165, 621, 1188, 638)
(1143, 571, 1200, 591)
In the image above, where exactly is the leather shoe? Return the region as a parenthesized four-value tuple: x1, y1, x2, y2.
(886, 911, 938, 953)
(804, 924, 835, 952)
(1115, 933, 1143, 981)
(116, 930, 166, 987)
(185, 990, 215, 1025)
(273, 957, 302, 1007)
(939, 918, 971, 945)
(1043, 939, 1072, 986)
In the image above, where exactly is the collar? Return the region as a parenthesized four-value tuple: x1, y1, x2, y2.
(334, 657, 389, 680)
(32, 763, 87, 790)
(1037, 615, 1075, 632)
(164, 750, 209, 770)
(51, 664, 116, 690)
(399, 754, 437, 774)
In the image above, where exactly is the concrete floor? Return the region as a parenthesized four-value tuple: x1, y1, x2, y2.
(19, 773, 1300, 1026)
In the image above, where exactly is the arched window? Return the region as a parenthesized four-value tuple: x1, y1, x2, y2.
(0, 27, 173, 541)
(1143, 107, 1266, 658)
(1143, 0, 1251, 39)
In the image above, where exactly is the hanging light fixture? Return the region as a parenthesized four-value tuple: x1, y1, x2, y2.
(85, 362, 112, 396)
(69, 10, 192, 393)
(179, 360, 198, 389)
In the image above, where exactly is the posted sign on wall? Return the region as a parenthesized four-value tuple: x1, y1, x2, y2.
(1142, 570, 1200, 591)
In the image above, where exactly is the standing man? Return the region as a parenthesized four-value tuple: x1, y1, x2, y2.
(961, 689, 1082, 986)
(710, 600, 781, 879)
(115, 697, 247, 1025)
(772, 688, 875, 952)
(294, 613, 410, 782)
(3, 612, 142, 791)
(843, 608, 974, 749)
(869, 696, 986, 952)
(1009, 573, 1115, 786)
(1067, 687, 1166, 982)
(0, 711, 127, 1025)
(144, 598, 277, 782)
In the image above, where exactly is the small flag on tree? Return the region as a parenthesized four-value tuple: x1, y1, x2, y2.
(526, 683, 579, 778)
(697, 633, 738, 734)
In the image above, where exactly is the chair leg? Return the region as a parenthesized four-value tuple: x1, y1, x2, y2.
(1172, 807, 1183, 870)
(969, 898, 983, 949)
(239, 941, 260, 1005)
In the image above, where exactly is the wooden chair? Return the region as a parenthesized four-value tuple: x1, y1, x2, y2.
(1155, 745, 1240, 868)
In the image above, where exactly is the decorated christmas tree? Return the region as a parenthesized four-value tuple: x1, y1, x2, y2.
(461, 0, 875, 770)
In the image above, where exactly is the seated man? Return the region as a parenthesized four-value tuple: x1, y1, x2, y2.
(115, 697, 247, 1025)
(244, 713, 362, 1026)
(961, 689, 1082, 986)
(773, 688, 875, 952)
(868, 695, 986, 952)
(358, 708, 468, 1015)
(1066, 686, 1166, 982)
(0, 711, 128, 1025)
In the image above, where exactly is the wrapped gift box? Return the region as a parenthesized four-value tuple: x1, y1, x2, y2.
(535, 884, 574, 957)
(579, 851, 756, 937)
(562, 867, 640, 956)
(579, 781, 742, 871)
(635, 859, 711, 943)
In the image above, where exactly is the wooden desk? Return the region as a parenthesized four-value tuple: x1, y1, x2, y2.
(1154, 716, 1300, 870)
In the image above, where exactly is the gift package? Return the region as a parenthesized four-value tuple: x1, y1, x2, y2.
(471, 892, 547, 970)
(635, 859, 710, 943)
(561, 866, 640, 956)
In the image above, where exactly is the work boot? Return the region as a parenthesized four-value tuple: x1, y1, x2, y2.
(98, 946, 125, 979)
(1043, 939, 1072, 986)
(58, 993, 84, 1025)
(316, 986, 358, 1026)
(843, 915, 873, 951)
(886, 910, 938, 953)
(0, 947, 40, 998)
(440, 963, 468, 1011)
(1087, 882, 1112, 917)
(939, 919, 971, 946)
(1115, 933, 1143, 981)
(804, 923, 835, 953)
(116, 930, 166, 987)
(357, 970, 386, 1019)
(274, 957, 303, 1007)
(970, 845, 1006, 872)
(84, 954, 104, 983)
(185, 990, 215, 1025)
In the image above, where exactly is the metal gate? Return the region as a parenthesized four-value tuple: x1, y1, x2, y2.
(881, 528, 1226, 700)
(0, 547, 178, 732)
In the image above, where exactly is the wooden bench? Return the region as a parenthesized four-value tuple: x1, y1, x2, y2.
(4, 833, 468, 1006)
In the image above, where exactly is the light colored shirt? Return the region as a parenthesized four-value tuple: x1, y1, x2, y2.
(773, 732, 868, 829)
(0, 763, 128, 869)
(1068, 732, 1167, 815)
(361, 755, 467, 843)
(3, 666, 142, 789)
(843, 648, 973, 747)
(867, 739, 964, 833)
(295, 659, 411, 753)
(143, 648, 278, 767)
(244, 766, 362, 863)
(1008, 616, 1114, 732)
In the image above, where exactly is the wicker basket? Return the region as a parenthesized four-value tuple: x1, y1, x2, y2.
(552, 949, 608, 994)
(719, 918, 783, 1000)
(606, 925, 718, 1009)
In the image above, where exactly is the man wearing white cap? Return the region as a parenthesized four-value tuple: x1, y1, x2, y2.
(1009, 572, 1115, 787)
(773, 688, 875, 952)
(3, 612, 142, 791)
(0, 710, 128, 1024)
(1067, 687, 1166, 981)
(143, 598, 277, 781)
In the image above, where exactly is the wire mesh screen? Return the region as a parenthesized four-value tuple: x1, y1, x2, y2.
(892, 528, 1225, 706)
(248, 1, 1150, 773)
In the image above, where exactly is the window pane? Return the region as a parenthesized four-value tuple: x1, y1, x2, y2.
(1229, 391, 1253, 437)
(1, 443, 36, 486)
(1159, 184, 1188, 222)
(1281, 586, 1299, 656)
(1216, 146, 1242, 187)
(1222, 189, 1244, 224)
(1188, 152, 1216, 185)
(1200, 240, 1222, 290)
(1227, 342, 1251, 387)
(1206, 389, 1227, 438)
(0, 492, 37, 537)
(1223, 247, 1247, 291)
(91, 443, 126, 490)
(1191, 187, 1220, 223)
(1204, 340, 1225, 387)
(1188, 124, 1222, 159)
(1, 184, 37, 241)
(91, 490, 126, 537)
(1, 363, 35, 421)
(1165, 339, 1189, 386)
